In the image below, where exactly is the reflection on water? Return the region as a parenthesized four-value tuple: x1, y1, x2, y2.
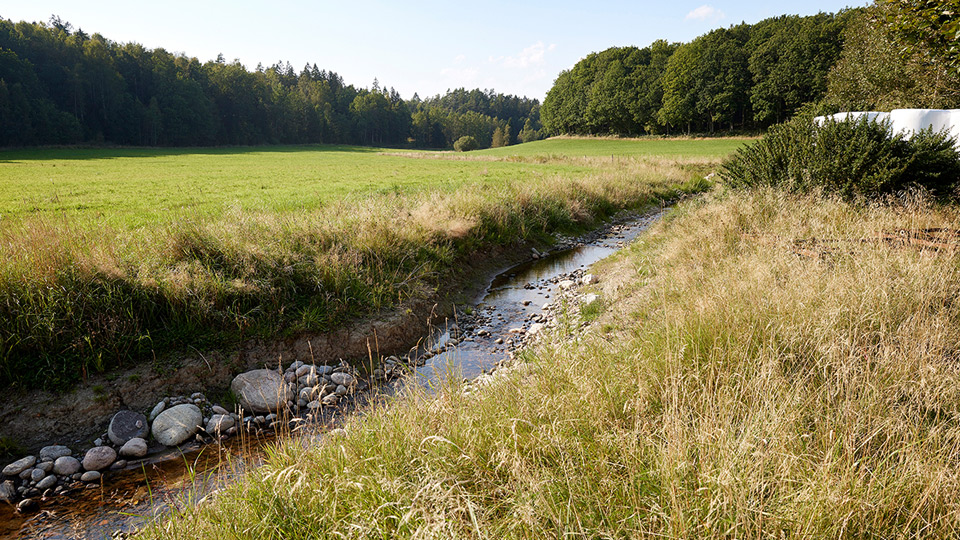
(1, 211, 663, 539)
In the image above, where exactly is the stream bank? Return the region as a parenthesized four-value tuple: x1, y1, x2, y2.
(0, 207, 666, 539)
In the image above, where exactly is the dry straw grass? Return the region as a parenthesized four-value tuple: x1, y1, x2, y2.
(142, 188, 960, 538)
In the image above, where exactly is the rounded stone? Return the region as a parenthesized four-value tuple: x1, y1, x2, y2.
(0, 480, 15, 502)
(148, 401, 166, 422)
(35, 461, 54, 474)
(16, 498, 39, 514)
(80, 471, 101, 483)
(119, 437, 148, 459)
(330, 372, 355, 386)
(82, 446, 117, 472)
(39, 445, 72, 462)
(2, 455, 36, 477)
(30, 468, 45, 482)
(36, 475, 56, 490)
(108, 410, 150, 446)
(205, 414, 235, 436)
(53, 456, 81, 476)
(231, 369, 294, 414)
(151, 404, 203, 447)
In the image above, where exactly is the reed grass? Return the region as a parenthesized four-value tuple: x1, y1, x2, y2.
(142, 187, 960, 538)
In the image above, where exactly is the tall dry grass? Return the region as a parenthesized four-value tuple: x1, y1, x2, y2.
(141, 188, 960, 538)
(0, 155, 703, 388)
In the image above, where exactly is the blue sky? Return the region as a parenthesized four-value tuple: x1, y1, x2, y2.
(2, 1, 870, 101)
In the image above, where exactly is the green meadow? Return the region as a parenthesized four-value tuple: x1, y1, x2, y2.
(0, 145, 595, 228)
(0, 138, 734, 389)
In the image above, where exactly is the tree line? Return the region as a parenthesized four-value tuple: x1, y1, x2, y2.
(541, 12, 855, 136)
(0, 16, 542, 148)
(542, 2, 960, 138)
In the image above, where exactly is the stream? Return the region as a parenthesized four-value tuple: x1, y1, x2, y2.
(0, 209, 664, 539)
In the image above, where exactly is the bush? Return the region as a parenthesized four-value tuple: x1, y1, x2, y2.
(453, 135, 480, 152)
(721, 114, 960, 198)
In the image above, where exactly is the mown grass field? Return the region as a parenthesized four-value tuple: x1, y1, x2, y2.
(479, 136, 752, 159)
(143, 187, 960, 539)
(0, 138, 737, 389)
(0, 139, 746, 228)
(0, 145, 592, 228)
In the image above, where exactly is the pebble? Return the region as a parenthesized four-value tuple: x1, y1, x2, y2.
(30, 468, 46, 482)
(80, 471, 101, 483)
(152, 404, 203, 447)
(82, 446, 117, 472)
(53, 456, 81, 476)
(39, 445, 72, 462)
(108, 410, 150, 446)
(0, 480, 15, 502)
(119, 438, 149, 458)
(36, 475, 57, 490)
(330, 372, 355, 386)
(16, 498, 38, 514)
(149, 401, 167, 422)
(231, 369, 294, 414)
(36, 461, 54, 474)
(205, 415, 236, 436)
(212, 405, 230, 416)
(3, 456, 36, 477)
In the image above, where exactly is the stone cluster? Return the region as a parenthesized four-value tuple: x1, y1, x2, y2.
(1, 361, 368, 513)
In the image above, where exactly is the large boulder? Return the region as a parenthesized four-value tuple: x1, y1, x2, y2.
(231, 369, 294, 414)
(108, 410, 149, 445)
(151, 404, 203, 447)
(82, 446, 117, 472)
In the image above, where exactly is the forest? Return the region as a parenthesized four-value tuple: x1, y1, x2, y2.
(0, 16, 541, 148)
(3, 5, 958, 147)
(541, 6, 960, 136)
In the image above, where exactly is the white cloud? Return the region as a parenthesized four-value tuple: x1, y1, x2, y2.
(496, 41, 557, 69)
(453, 54, 466, 64)
(685, 4, 725, 22)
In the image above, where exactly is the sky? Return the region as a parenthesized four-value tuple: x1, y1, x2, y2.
(1, 1, 871, 101)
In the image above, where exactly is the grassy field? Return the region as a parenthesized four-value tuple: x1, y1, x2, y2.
(479, 136, 752, 159)
(143, 187, 960, 539)
(0, 138, 734, 389)
(0, 145, 593, 228)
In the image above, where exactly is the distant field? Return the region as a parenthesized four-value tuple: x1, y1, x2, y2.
(0, 145, 592, 228)
(0, 138, 749, 228)
(477, 136, 752, 159)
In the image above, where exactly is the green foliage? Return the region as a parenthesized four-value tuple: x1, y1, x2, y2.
(721, 114, 960, 198)
(453, 135, 479, 152)
(826, 7, 960, 110)
(543, 12, 853, 137)
(0, 17, 539, 150)
(879, 0, 960, 75)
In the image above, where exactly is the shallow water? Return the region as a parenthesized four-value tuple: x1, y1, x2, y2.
(0, 210, 663, 539)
